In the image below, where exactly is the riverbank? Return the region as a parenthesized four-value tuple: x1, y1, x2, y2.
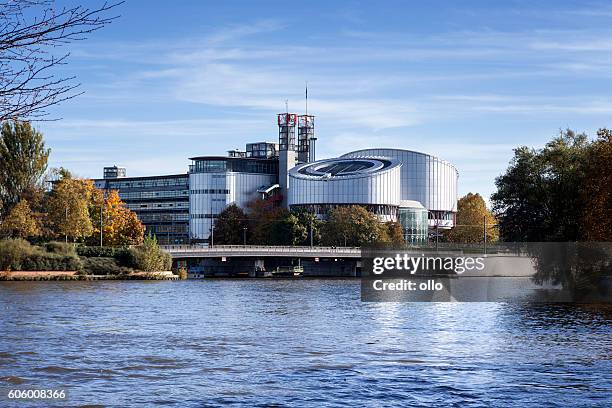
(0, 271, 178, 281)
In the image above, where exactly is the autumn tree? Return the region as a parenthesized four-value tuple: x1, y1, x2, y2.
(0, 1, 121, 121)
(384, 221, 406, 246)
(47, 177, 94, 241)
(212, 204, 249, 245)
(581, 129, 612, 241)
(320, 205, 389, 246)
(92, 190, 144, 246)
(444, 193, 498, 243)
(0, 121, 49, 217)
(0, 198, 40, 238)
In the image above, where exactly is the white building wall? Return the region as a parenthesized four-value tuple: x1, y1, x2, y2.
(341, 149, 458, 227)
(288, 165, 400, 207)
(189, 172, 276, 242)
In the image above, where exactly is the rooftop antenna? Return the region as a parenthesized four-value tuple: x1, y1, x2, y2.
(305, 81, 308, 116)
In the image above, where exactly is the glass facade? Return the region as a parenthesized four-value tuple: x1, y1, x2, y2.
(398, 205, 429, 245)
(190, 157, 278, 175)
(95, 174, 190, 245)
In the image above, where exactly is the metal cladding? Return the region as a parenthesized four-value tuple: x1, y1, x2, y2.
(341, 148, 458, 228)
(288, 157, 401, 210)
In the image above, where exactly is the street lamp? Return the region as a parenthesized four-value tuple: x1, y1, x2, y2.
(243, 227, 247, 246)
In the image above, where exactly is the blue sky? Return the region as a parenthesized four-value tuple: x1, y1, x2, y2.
(41, 0, 612, 201)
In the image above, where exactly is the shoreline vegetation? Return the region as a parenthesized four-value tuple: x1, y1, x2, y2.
(0, 235, 185, 281)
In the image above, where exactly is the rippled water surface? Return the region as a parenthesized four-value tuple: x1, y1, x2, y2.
(0, 280, 610, 407)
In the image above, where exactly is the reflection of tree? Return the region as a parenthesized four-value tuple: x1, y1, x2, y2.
(529, 243, 612, 300)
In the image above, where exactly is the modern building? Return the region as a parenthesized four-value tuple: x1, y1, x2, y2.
(341, 148, 458, 228)
(103, 165, 126, 179)
(94, 172, 190, 245)
(188, 155, 279, 244)
(288, 157, 402, 221)
(93, 114, 458, 246)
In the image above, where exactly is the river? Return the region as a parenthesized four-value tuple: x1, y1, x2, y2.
(0, 280, 610, 407)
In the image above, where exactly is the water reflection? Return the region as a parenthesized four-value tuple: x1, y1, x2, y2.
(0, 281, 610, 407)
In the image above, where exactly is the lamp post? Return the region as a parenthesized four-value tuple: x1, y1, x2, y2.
(65, 207, 68, 243)
(243, 227, 247, 247)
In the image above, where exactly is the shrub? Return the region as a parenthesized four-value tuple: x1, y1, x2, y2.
(0, 239, 34, 270)
(45, 241, 76, 256)
(129, 234, 172, 272)
(0, 239, 82, 271)
(80, 257, 132, 276)
(77, 246, 122, 258)
(177, 267, 188, 280)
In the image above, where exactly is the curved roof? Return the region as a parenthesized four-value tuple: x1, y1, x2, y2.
(290, 157, 401, 180)
(341, 147, 458, 173)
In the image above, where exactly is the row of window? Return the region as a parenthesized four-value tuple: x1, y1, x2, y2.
(190, 158, 278, 175)
(190, 214, 219, 219)
(105, 177, 188, 189)
(190, 189, 230, 194)
(127, 202, 190, 210)
(120, 190, 189, 200)
(138, 213, 190, 223)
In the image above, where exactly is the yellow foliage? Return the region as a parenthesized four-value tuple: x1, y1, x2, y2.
(445, 193, 499, 243)
(93, 190, 144, 246)
(1, 199, 40, 238)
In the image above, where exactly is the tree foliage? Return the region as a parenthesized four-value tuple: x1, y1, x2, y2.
(491, 130, 588, 241)
(0, 198, 40, 238)
(129, 234, 172, 272)
(0, 121, 49, 216)
(320, 205, 390, 246)
(0, 1, 121, 121)
(383, 221, 406, 246)
(491, 129, 609, 242)
(91, 190, 144, 246)
(246, 199, 308, 245)
(444, 193, 498, 243)
(581, 129, 612, 241)
(47, 177, 94, 241)
(212, 203, 249, 245)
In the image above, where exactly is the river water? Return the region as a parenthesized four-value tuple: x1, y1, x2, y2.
(0, 280, 610, 407)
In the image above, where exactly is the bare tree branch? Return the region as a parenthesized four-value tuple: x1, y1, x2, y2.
(0, 0, 123, 121)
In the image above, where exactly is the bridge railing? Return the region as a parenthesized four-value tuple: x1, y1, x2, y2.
(160, 245, 361, 254)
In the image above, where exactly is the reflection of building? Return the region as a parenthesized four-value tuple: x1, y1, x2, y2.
(288, 157, 401, 221)
(341, 148, 458, 228)
(188, 155, 278, 244)
(94, 173, 190, 245)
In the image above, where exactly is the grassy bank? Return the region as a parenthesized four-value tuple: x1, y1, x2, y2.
(0, 238, 180, 281)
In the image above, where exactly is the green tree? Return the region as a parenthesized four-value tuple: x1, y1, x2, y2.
(445, 193, 498, 243)
(293, 209, 322, 246)
(0, 121, 49, 217)
(212, 204, 249, 245)
(492, 129, 589, 242)
(269, 211, 308, 245)
(321, 205, 388, 246)
(0, 199, 40, 238)
(130, 234, 172, 272)
(47, 177, 94, 241)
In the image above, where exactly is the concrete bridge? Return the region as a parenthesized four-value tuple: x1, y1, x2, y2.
(161, 245, 362, 259)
